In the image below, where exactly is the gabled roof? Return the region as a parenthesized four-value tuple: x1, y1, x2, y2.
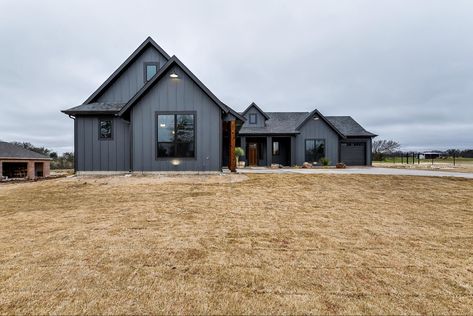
(239, 112, 307, 135)
(238, 110, 376, 137)
(83, 37, 171, 104)
(0, 141, 51, 160)
(62, 102, 125, 115)
(295, 109, 346, 138)
(118, 55, 230, 116)
(241, 102, 270, 120)
(325, 116, 377, 137)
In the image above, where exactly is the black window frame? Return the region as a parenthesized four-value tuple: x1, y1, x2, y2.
(304, 139, 326, 162)
(272, 141, 280, 156)
(156, 111, 196, 159)
(98, 118, 113, 140)
(144, 62, 160, 83)
(249, 113, 257, 124)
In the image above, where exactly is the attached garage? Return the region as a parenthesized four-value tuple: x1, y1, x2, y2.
(340, 142, 366, 166)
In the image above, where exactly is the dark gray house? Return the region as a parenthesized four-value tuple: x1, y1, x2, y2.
(237, 103, 376, 167)
(62, 37, 375, 172)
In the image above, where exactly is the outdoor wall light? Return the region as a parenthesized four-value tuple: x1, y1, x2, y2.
(170, 71, 179, 78)
(313, 116, 319, 120)
(171, 159, 180, 166)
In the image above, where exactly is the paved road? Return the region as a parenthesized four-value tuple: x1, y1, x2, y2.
(238, 167, 473, 179)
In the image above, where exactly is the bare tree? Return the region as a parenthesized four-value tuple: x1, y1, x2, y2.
(372, 139, 401, 161)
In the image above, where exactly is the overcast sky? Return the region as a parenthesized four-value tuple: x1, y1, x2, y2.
(1, 0, 472, 153)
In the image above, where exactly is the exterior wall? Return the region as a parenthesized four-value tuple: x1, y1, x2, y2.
(97, 46, 168, 103)
(295, 118, 340, 166)
(0, 159, 50, 180)
(131, 65, 222, 171)
(43, 161, 51, 177)
(75, 116, 130, 171)
(242, 107, 266, 128)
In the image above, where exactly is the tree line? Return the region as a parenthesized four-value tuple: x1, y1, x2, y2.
(372, 139, 473, 161)
(9, 142, 74, 169)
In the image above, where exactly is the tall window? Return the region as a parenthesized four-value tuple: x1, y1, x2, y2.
(157, 113, 195, 158)
(305, 139, 325, 162)
(249, 113, 257, 124)
(272, 141, 280, 156)
(99, 119, 113, 140)
(144, 62, 159, 82)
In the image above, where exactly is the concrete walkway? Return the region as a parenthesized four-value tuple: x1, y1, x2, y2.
(238, 167, 473, 179)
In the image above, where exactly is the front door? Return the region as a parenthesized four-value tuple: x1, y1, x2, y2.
(248, 143, 258, 166)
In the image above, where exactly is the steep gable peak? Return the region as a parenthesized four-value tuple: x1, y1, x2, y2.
(83, 36, 171, 104)
(241, 102, 270, 120)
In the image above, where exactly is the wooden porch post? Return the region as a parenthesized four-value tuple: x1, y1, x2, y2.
(228, 120, 236, 172)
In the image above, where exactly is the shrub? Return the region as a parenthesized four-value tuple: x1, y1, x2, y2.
(320, 158, 330, 166)
(234, 147, 244, 158)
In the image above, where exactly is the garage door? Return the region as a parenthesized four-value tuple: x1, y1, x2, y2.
(340, 142, 366, 165)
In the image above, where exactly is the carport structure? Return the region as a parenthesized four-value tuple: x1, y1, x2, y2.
(0, 141, 51, 180)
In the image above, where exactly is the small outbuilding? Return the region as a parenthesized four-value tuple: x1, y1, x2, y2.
(0, 141, 51, 180)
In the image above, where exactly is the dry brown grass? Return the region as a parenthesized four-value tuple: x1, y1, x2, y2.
(373, 161, 473, 173)
(1, 174, 473, 315)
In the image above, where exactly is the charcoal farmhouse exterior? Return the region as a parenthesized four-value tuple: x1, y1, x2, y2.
(63, 37, 376, 172)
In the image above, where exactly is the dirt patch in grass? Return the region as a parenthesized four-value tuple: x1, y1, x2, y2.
(1, 174, 472, 314)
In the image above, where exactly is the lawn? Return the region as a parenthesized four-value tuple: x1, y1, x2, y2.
(1, 174, 473, 314)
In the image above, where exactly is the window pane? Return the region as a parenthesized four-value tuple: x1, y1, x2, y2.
(273, 141, 279, 155)
(100, 120, 112, 139)
(249, 114, 257, 124)
(157, 115, 175, 142)
(157, 143, 175, 157)
(175, 114, 194, 143)
(176, 142, 195, 157)
(305, 140, 314, 161)
(315, 140, 325, 161)
(146, 65, 157, 81)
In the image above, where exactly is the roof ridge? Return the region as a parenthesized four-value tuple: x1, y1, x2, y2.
(118, 55, 233, 116)
(83, 36, 171, 104)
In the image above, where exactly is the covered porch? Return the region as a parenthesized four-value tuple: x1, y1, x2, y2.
(237, 135, 294, 167)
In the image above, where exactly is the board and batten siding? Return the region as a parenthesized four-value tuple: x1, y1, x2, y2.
(295, 118, 340, 166)
(97, 46, 168, 103)
(131, 65, 222, 171)
(75, 116, 130, 171)
(242, 107, 266, 128)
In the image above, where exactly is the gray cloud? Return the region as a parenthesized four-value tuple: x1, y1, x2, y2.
(1, 0, 472, 153)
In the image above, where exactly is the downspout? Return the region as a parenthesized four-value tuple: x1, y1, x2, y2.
(128, 111, 133, 173)
(68, 115, 78, 173)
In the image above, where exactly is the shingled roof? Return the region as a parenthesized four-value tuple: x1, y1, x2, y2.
(239, 112, 376, 137)
(62, 102, 125, 115)
(239, 112, 308, 134)
(325, 116, 377, 137)
(0, 141, 51, 160)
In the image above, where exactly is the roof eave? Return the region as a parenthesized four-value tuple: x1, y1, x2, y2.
(0, 157, 52, 161)
(61, 110, 119, 116)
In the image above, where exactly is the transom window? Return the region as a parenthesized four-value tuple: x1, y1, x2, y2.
(305, 139, 325, 162)
(249, 113, 257, 124)
(272, 141, 280, 156)
(157, 113, 195, 158)
(144, 62, 159, 82)
(99, 119, 113, 140)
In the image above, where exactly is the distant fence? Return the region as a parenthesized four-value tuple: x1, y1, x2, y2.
(377, 152, 460, 166)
